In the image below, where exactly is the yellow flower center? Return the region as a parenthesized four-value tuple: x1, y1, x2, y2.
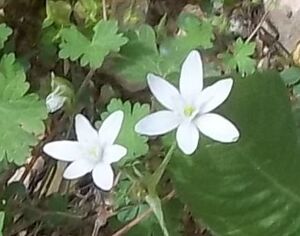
(88, 146, 100, 160)
(184, 105, 195, 117)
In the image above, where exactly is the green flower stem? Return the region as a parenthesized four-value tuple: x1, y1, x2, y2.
(65, 69, 95, 138)
(148, 141, 177, 191)
(75, 69, 95, 102)
(102, 0, 107, 21)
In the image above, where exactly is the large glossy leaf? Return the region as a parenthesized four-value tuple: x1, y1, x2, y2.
(169, 71, 300, 236)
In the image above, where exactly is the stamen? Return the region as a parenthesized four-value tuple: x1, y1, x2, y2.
(184, 106, 195, 117)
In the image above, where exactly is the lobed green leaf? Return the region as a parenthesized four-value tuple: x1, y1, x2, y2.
(101, 99, 150, 164)
(59, 20, 128, 69)
(0, 24, 12, 49)
(0, 54, 47, 165)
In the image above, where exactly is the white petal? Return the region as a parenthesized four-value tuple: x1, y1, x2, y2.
(176, 121, 199, 155)
(197, 79, 233, 114)
(46, 93, 66, 113)
(92, 163, 114, 191)
(98, 110, 124, 146)
(75, 114, 98, 143)
(103, 144, 127, 164)
(135, 110, 180, 136)
(179, 50, 203, 103)
(63, 159, 94, 179)
(195, 113, 240, 143)
(147, 73, 183, 111)
(43, 141, 82, 162)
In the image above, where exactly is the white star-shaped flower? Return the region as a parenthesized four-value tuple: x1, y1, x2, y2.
(43, 111, 127, 190)
(135, 50, 240, 155)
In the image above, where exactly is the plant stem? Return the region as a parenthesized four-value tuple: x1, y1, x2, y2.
(149, 142, 177, 191)
(76, 69, 95, 102)
(112, 190, 175, 236)
(102, 0, 107, 21)
(65, 69, 95, 138)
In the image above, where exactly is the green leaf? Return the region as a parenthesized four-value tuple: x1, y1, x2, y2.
(0, 24, 12, 49)
(0, 182, 27, 201)
(0, 54, 47, 165)
(126, 200, 183, 236)
(176, 13, 215, 50)
(43, 0, 72, 27)
(280, 66, 300, 85)
(222, 37, 256, 75)
(59, 20, 128, 69)
(126, 205, 162, 236)
(42, 194, 69, 227)
(117, 205, 139, 222)
(0, 211, 4, 236)
(114, 17, 214, 85)
(38, 26, 59, 65)
(101, 99, 150, 164)
(159, 13, 215, 75)
(169, 71, 300, 235)
(294, 84, 300, 95)
(163, 199, 183, 236)
(145, 194, 169, 236)
(114, 24, 161, 83)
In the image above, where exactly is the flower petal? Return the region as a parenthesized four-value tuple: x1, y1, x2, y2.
(103, 144, 127, 164)
(135, 110, 180, 136)
(196, 79, 233, 114)
(195, 113, 240, 143)
(92, 163, 114, 191)
(63, 159, 94, 179)
(75, 114, 98, 144)
(46, 92, 66, 113)
(147, 73, 183, 111)
(43, 141, 82, 162)
(98, 110, 124, 146)
(176, 121, 199, 155)
(179, 50, 203, 102)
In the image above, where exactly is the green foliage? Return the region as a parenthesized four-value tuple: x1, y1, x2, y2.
(115, 179, 140, 222)
(43, 0, 72, 27)
(280, 66, 300, 85)
(42, 194, 69, 228)
(145, 194, 169, 236)
(0, 24, 12, 49)
(117, 205, 139, 222)
(294, 84, 300, 96)
(114, 24, 161, 83)
(2, 1, 298, 234)
(74, 0, 101, 24)
(113, 0, 148, 28)
(127, 199, 183, 236)
(169, 71, 300, 236)
(59, 20, 128, 69)
(114, 14, 215, 84)
(0, 211, 4, 236)
(101, 99, 150, 164)
(176, 13, 215, 50)
(0, 182, 27, 202)
(127, 205, 162, 236)
(222, 37, 256, 75)
(0, 54, 47, 165)
(162, 199, 183, 236)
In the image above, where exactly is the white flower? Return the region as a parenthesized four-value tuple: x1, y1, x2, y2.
(135, 50, 240, 155)
(43, 111, 127, 190)
(46, 87, 67, 113)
